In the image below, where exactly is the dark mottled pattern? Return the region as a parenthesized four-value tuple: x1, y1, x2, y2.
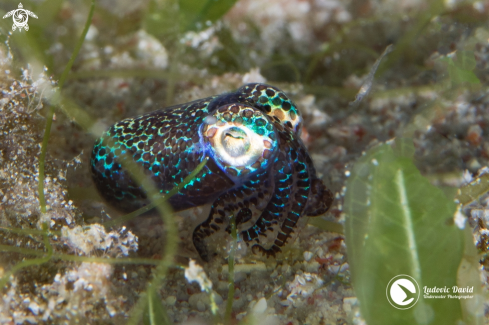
(91, 83, 333, 261)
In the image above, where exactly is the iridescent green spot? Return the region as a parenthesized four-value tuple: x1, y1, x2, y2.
(255, 118, 266, 127)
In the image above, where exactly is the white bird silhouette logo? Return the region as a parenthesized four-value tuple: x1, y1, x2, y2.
(3, 3, 38, 32)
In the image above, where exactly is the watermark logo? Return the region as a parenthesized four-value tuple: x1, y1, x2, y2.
(386, 275, 420, 310)
(423, 285, 473, 299)
(3, 3, 38, 32)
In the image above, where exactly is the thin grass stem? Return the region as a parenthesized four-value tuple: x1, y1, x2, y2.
(224, 214, 237, 324)
(38, 0, 95, 213)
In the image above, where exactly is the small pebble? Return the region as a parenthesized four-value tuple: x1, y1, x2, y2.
(236, 312, 247, 321)
(217, 280, 229, 291)
(188, 292, 209, 310)
(165, 296, 177, 306)
(304, 260, 320, 273)
(303, 251, 313, 262)
(343, 296, 358, 314)
(197, 300, 205, 312)
(251, 297, 267, 315)
(466, 124, 483, 146)
(468, 158, 481, 170)
(234, 272, 247, 283)
(213, 291, 223, 305)
(232, 296, 245, 309)
(28, 302, 39, 315)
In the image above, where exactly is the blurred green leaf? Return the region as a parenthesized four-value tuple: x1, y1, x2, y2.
(33, 0, 64, 29)
(344, 139, 467, 325)
(454, 51, 477, 70)
(447, 62, 480, 85)
(308, 218, 344, 234)
(144, 0, 238, 40)
(392, 136, 416, 158)
(440, 51, 481, 86)
(143, 0, 180, 42)
(457, 227, 484, 325)
(179, 0, 238, 31)
(143, 285, 170, 325)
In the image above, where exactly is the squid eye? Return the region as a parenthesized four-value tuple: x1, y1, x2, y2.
(222, 127, 249, 158)
(208, 124, 266, 168)
(202, 104, 277, 177)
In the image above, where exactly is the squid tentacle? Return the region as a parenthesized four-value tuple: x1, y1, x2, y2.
(244, 126, 311, 258)
(192, 168, 272, 261)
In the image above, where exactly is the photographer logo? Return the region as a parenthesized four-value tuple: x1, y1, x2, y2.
(386, 275, 420, 309)
(3, 3, 38, 32)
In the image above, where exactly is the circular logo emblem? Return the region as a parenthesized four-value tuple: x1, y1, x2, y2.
(14, 10, 27, 25)
(386, 274, 420, 309)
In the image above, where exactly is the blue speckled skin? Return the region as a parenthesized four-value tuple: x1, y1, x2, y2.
(91, 83, 333, 261)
